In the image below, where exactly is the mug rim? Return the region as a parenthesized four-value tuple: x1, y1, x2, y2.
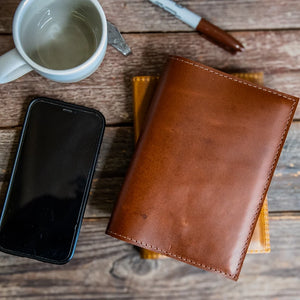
(12, 0, 107, 76)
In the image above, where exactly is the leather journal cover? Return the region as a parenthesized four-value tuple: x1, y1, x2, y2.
(132, 74, 271, 259)
(106, 56, 298, 280)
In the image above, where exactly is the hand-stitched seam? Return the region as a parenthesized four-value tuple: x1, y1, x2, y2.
(233, 98, 296, 275)
(142, 254, 161, 259)
(143, 254, 161, 258)
(107, 230, 237, 279)
(249, 250, 263, 253)
(133, 76, 159, 82)
(232, 73, 264, 85)
(261, 201, 267, 249)
(247, 201, 271, 254)
(170, 56, 294, 275)
(170, 57, 297, 103)
(126, 60, 295, 278)
(109, 110, 292, 277)
(263, 199, 271, 252)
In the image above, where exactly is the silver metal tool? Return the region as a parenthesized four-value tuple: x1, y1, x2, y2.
(107, 21, 132, 56)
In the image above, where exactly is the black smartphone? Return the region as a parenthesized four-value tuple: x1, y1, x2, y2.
(0, 98, 105, 264)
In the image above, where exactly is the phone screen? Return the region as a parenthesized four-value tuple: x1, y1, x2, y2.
(0, 98, 104, 263)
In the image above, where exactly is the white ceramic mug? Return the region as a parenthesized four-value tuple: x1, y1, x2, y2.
(0, 0, 107, 83)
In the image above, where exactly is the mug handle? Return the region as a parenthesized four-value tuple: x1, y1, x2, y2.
(0, 48, 33, 84)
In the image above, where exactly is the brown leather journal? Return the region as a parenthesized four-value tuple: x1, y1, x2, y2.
(132, 74, 270, 259)
(107, 56, 298, 280)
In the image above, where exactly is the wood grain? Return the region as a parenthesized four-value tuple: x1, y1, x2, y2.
(1, 122, 299, 218)
(0, 30, 300, 127)
(0, 0, 18, 34)
(1, 0, 300, 34)
(0, 1, 299, 297)
(268, 122, 300, 212)
(0, 216, 299, 299)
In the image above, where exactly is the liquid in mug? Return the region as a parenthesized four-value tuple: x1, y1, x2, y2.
(22, 3, 99, 70)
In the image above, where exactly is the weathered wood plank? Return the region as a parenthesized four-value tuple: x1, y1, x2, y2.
(0, 122, 299, 217)
(268, 122, 300, 211)
(0, 30, 300, 127)
(1, 0, 300, 34)
(0, 216, 299, 299)
(0, 0, 18, 34)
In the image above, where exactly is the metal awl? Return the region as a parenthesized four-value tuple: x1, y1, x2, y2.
(107, 21, 132, 56)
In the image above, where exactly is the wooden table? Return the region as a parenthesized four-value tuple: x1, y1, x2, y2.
(0, 0, 299, 298)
